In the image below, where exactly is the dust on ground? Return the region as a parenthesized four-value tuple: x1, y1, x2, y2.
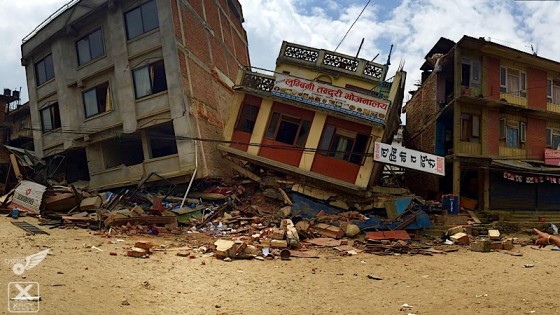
(0, 216, 558, 315)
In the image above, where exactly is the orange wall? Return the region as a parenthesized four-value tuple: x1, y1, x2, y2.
(485, 56, 501, 100)
(527, 68, 547, 110)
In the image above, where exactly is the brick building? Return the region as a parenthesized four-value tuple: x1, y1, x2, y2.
(220, 41, 407, 197)
(21, 0, 249, 189)
(404, 36, 560, 211)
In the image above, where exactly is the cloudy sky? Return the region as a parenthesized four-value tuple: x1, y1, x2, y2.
(2, 0, 559, 104)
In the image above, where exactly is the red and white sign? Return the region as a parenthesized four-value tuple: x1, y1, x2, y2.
(272, 74, 390, 124)
(545, 149, 560, 166)
(12, 180, 47, 214)
(374, 142, 445, 176)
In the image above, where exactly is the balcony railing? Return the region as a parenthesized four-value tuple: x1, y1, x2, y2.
(240, 71, 275, 93)
(278, 42, 387, 82)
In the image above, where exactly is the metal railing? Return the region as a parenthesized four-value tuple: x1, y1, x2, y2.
(22, 0, 80, 44)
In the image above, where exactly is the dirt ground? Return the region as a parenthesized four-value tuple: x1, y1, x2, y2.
(0, 216, 558, 315)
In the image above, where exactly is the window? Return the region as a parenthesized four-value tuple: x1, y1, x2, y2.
(133, 60, 167, 98)
(500, 66, 526, 97)
(547, 79, 560, 104)
(318, 125, 370, 165)
(265, 112, 311, 146)
(461, 58, 481, 87)
(35, 54, 54, 86)
(460, 113, 480, 142)
(235, 103, 259, 133)
(76, 28, 105, 65)
(547, 128, 560, 149)
(83, 82, 112, 118)
(501, 119, 526, 148)
(146, 122, 178, 158)
(40, 102, 61, 132)
(125, 0, 159, 40)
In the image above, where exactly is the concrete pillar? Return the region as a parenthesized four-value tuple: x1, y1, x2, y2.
(247, 99, 273, 155)
(299, 111, 326, 171)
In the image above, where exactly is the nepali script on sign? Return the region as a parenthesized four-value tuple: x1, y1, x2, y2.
(271, 74, 390, 124)
(374, 142, 445, 176)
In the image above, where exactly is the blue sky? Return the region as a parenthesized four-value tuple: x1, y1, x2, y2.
(239, 0, 560, 98)
(2, 0, 560, 104)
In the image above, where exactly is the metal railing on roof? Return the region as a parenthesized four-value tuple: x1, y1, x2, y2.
(22, 0, 80, 44)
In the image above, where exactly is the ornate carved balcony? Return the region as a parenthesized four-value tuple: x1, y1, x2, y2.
(278, 41, 388, 82)
(240, 71, 275, 93)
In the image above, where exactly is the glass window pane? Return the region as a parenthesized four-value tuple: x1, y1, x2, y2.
(151, 61, 167, 93)
(141, 0, 159, 32)
(318, 125, 335, 154)
(44, 55, 54, 81)
(84, 89, 98, 117)
(506, 127, 519, 147)
(125, 7, 143, 39)
(89, 30, 104, 60)
(41, 108, 52, 131)
(96, 84, 108, 113)
(266, 112, 279, 138)
(350, 134, 369, 164)
(237, 104, 259, 133)
(547, 128, 552, 147)
(52, 103, 61, 128)
(276, 120, 298, 144)
(472, 115, 480, 137)
(36, 62, 47, 85)
(296, 120, 311, 146)
(133, 67, 151, 98)
(77, 38, 91, 65)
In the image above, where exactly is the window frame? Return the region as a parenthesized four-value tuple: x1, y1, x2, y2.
(124, 0, 159, 40)
(318, 125, 371, 165)
(76, 27, 105, 66)
(35, 54, 55, 86)
(460, 113, 480, 142)
(234, 103, 260, 133)
(40, 102, 61, 133)
(500, 66, 526, 97)
(547, 78, 560, 104)
(82, 82, 112, 118)
(547, 127, 560, 149)
(264, 112, 311, 147)
(502, 120, 526, 148)
(132, 60, 168, 99)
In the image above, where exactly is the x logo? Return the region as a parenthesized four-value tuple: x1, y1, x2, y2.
(14, 284, 33, 300)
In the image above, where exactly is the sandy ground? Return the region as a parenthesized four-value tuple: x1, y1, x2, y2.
(0, 216, 559, 315)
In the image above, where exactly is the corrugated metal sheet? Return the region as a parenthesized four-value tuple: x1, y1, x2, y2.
(490, 173, 536, 210)
(536, 183, 560, 211)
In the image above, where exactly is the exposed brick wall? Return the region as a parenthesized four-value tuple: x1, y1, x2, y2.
(527, 117, 546, 160)
(527, 67, 547, 110)
(174, 0, 249, 177)
(405, 72, 438, 154)
(485, 56, 500, 100)
(404, 73, 439, 197)
(487, 109, 500, 156)
(171, 0, 182, 43)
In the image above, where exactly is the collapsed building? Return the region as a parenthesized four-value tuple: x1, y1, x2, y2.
(219, 41, 407, 201)
(20, 0, 250, 190)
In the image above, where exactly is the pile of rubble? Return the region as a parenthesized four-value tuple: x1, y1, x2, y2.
(1, 167, 544, 261)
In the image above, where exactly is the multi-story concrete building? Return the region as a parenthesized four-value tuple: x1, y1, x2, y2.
(21, 0, 249, 189)
(220, 41, 407, 196)
(405, 36, 560, 211)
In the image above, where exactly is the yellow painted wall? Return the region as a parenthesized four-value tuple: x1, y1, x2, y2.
(299, 111, 327, 171)
(354, 126, 384, 188)
(247, 99, 273, 155)
(223, 92, 246, 141)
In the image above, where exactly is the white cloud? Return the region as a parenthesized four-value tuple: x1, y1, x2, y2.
(240, 0, 560, 102)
